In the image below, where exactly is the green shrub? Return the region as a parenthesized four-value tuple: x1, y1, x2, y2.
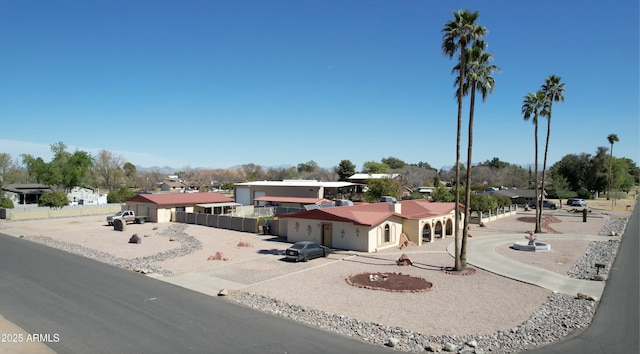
(39, 192, 69, 208)
(107, 187, 135, 204)
(495, 195, 512, 207)
(0, 197, 14, 209)
(577, 188, 592, 199)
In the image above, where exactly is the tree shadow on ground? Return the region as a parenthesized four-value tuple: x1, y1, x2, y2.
(259, 236, 289, 243)
(341, 254, 445, 272)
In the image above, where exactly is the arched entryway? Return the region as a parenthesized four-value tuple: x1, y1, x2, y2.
(422, 224, 431, 243)
(445, 219, 453, 236)
(434, 221, 443, 239)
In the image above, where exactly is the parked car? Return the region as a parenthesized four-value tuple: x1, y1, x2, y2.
(567, 198, 587, 207)
(530, 200, 559, 209)
(285, 241, 330, 262)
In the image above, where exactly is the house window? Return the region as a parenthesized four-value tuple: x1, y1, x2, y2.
(176, 206, 186, 212)
(384, 224, 390, 243)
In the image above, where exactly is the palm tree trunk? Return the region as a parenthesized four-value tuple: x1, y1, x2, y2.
(608, 143, 613, 201)
(534, 116, 541, 233)
(454, 46, 467, 271)
(538, 108, 552, 229)
(461, 88, 476, 270)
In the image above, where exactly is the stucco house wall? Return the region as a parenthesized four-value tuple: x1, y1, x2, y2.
(286, 218, 324, 245)
(367, 217, 404, 252)
(285, 216, 405, 252)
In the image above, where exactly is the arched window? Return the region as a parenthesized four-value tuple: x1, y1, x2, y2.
(384, 224, 390, 243)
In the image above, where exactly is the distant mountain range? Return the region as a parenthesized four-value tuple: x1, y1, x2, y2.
(136, 163, 540, 175)
(134, 164, 295, 174)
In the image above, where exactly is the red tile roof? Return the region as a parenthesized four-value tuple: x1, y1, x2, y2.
(126, 192, 234, 206)
(399, 200, 457, 219)
(281, 200, 457, 226)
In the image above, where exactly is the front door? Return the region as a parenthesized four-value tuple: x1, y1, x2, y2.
(322, 223, 332, 247)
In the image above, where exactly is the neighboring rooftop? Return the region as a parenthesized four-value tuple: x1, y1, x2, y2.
(126, 192, 234, 206)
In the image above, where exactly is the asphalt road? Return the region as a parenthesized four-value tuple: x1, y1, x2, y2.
(0, 233, 391, 354)
(526, 202, 639, 354)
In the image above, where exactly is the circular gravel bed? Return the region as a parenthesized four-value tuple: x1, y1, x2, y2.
(346, 272, 433, 292)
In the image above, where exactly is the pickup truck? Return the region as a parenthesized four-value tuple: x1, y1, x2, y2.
(107, 210, 148, 225)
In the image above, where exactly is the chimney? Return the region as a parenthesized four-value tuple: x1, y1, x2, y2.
(389, 202, 401, 214)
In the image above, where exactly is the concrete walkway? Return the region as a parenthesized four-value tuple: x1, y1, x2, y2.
(447, 234, 619, 299)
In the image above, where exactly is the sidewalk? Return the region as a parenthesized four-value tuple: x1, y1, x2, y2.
(446, 232, 619, 300)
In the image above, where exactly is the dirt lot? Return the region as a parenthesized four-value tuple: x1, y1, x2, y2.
(0, 202, 634, 337)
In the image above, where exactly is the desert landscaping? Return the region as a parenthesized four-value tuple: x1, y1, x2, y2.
(0, 195, 635, 353)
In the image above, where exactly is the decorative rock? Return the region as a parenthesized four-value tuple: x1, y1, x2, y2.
(398, 233, 416, 249)
(128, 234, 141, 244)
(426, 342, 442, 352)
(113, 218, 125, 231)
(466, 339, 478, 348)
(386, 338, 399, 347)
(213, 251, 228, 261)
(443, 342, 457, 352)
(396, 254, 413, 266)
(218, 289, 229, 296)
(207, 255, 215, 261)
(237, 241, 253, 247)
(576, 293, 598, 301)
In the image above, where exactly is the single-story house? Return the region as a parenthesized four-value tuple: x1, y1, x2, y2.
(2, 184, 53, 205)
(233, 180, 361, 206)
(279, 199, 460, 252)
(124, 192, 238, 223)
(478, 188, 547, 206)
(159, 181, 188, 193)
(68, 186, 107, 205)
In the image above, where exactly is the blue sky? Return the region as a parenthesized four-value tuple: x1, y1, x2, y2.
(1, 1, 638, 172)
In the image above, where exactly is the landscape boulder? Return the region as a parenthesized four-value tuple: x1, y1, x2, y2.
(396, 254, 413, 266)
(208, 252, 228, 261)
(425, 342, 443, 352)
(129, 234, 141, 244)
(113, 218, 125, 231)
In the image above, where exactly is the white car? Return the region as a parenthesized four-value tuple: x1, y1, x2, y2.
(568, 198, 587, 207)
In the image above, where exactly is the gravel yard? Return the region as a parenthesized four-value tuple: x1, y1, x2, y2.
(0, 206, 630, 353)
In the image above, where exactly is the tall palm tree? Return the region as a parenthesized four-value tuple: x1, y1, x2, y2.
(607, 133, 619, 200)
(538, 75, 565, 227)
(441, 9, 486, 271)
(454, 43, 499, 269)
(522, 91, 549, 233)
